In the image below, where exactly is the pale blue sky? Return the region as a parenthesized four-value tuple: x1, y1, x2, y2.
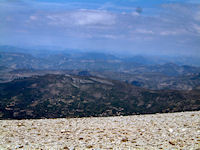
(0, 0, 200, 56)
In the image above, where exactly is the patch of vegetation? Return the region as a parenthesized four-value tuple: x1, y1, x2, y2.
(0, 74, 199, 119)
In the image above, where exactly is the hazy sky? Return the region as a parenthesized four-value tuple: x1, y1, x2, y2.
(0, 0, 200, 56)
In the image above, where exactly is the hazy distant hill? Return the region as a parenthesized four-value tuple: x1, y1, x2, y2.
(0, 74, 199, 119)
(1, 45, 200, 66)
(0, 46, 200, 119)
(1, 50, 200, 74)
(1, 48, 200, 91)
(92, 71, 200, 90)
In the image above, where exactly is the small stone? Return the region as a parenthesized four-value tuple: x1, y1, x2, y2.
(121, 137, 128, 142)
(61, 130, 66, 133)
(79, 137, 84, 140)
(86, 145, 93, 148)
(181, 128, 186, 132)
(16, 145, 24, 149)
(141, 129, 145, 132)
(169, 141, 176, 145)
(63, 146, 69, 149)
(168, 128, 173, 133)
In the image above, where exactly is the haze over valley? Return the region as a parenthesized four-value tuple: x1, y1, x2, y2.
(0, 0, 200, 149)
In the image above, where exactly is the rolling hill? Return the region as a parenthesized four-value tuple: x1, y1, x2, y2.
(0, 74, 199, 119)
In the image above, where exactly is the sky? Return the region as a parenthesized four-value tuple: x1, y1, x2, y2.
(0, 0, 200, 56)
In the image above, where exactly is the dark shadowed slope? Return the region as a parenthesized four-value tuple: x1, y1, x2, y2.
(0, 74, 199, 119)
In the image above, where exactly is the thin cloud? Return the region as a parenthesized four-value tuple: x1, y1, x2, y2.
(42, 10, 116, 27)
(193, 24, 200, 33)
(0, 0, 200, 56)
(71, 10, 115, 26)
(134, 29, 154, 34)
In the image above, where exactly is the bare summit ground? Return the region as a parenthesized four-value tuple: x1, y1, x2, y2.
(0, 111, 200, 150)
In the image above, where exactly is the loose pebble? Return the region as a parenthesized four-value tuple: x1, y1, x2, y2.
(169, 128, 173, 133)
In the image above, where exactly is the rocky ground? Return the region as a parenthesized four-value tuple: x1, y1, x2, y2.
(0, 111, 200, 150)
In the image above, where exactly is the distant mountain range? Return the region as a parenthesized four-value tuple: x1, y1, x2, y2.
(90, 71, 200, 90)
(1, 45, 200, 68)
(1, 46, 200, 91)
(0, 46, 200, 119)
(1, 50, 200, 75)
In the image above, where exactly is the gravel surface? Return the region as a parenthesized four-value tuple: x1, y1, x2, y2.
(0, 111, 200, 149)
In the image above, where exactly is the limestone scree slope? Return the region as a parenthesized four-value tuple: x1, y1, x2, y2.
(0, 111, 200, 149)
